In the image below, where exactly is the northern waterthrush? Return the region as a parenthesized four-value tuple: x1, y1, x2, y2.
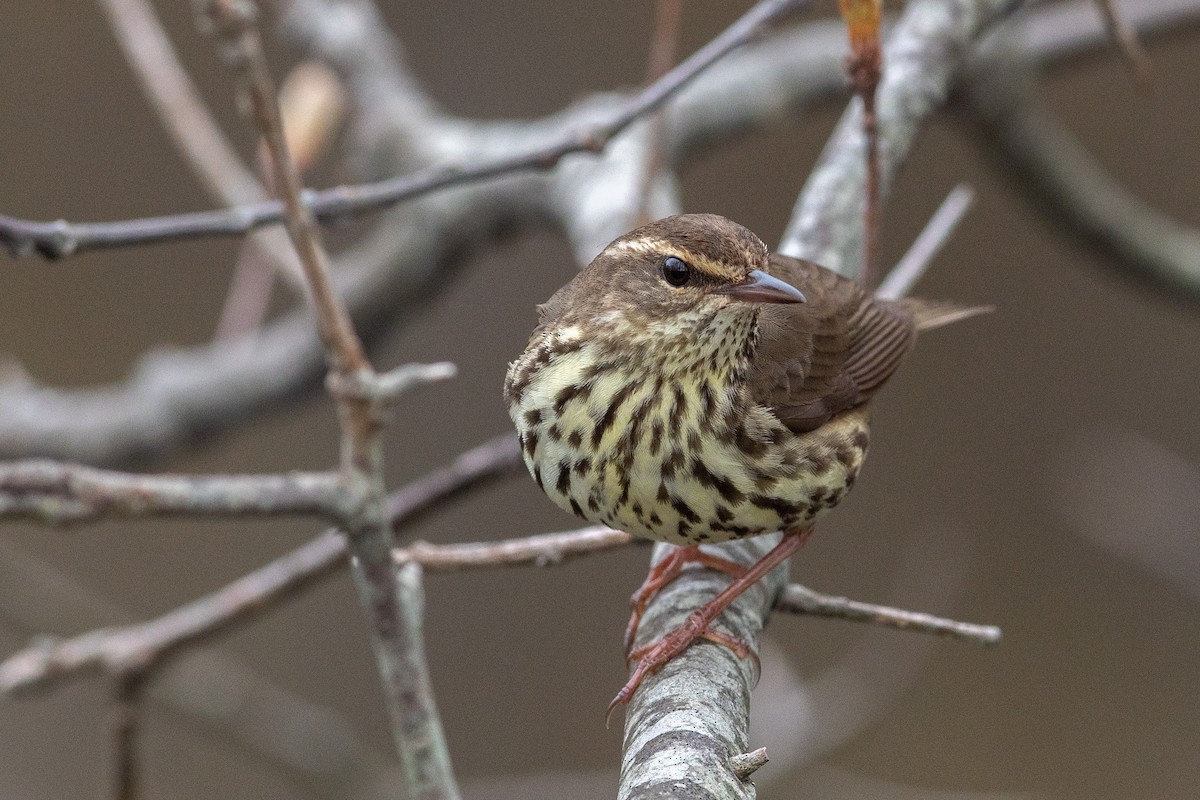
(504, 213, 980, 713)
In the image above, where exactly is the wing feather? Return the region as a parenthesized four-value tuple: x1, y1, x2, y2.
(748, 254, 918, 433)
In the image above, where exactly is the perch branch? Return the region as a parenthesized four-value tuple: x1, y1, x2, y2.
(0, 462, 345, 526)
(774, 582, 1001, 644)
(622, 2, 1020, 795)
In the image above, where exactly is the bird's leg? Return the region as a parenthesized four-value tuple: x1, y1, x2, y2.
(608, 525, 814, 723)
(623, 544, 748, 656)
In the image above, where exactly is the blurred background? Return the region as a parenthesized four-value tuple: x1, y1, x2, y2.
(1, 1, 1198, 798)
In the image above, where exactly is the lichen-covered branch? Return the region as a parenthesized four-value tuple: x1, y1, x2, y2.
(618, 538, 783, 800)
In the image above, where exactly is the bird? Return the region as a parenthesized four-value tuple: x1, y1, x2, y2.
(503, 213, 982, 716)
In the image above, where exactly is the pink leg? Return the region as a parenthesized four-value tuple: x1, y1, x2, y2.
(624, 544, 748, 657)
(608, 526, 815, 724)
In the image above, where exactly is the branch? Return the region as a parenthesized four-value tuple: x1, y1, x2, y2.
(96, 0, 301, 285)
(876, 183, 975, 300)
(0, 462, 345, 525)
(961, 43, 1200, 302)
(0, 434, 520, 696)
(1, 1, 1191, 469)
(0, 0, 809, 260)
(619, 537, 783, 800)
(394, 526, 638, 571)
(778, 0, 1021, 276)
(622, 2, 1021, 793)
(774, 582, 1002, 644)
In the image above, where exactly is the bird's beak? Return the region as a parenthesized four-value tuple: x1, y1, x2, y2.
(716, 269, 806, 304)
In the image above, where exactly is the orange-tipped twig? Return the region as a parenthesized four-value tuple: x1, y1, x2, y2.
(838, 0, 883, 290)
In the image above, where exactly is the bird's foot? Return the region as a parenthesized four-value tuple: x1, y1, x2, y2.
(623, 545, 747, 656)
(608, 525, 815, 725)
(607, 604, 757, 726)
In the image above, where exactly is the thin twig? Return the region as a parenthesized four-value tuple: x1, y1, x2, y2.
(778, 0, 1023, 276)
(0, 434, 521, 696)
(774, 582, 1002, 644)
(837, 0, 884, 289)
(197, 6, 444, 783)
(876, 183, 975, 300)
(205, 0, 367, 377)
(0, 462, 346, 526)
(0, 0, 810, 260)
(394, 526, 638, 571)
(95, 0, 300, 285)
(634, 0, 684, 225)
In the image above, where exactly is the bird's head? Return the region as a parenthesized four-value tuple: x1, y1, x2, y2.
(554, 214, 805, 345)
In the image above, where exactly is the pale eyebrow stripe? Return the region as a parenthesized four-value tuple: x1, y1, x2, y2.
(604, 237, 734, 278)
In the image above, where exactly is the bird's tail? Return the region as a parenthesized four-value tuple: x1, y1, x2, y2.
(900, 298, 993, 331)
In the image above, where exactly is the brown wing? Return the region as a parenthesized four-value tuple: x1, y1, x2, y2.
(747, 254, 917, 433)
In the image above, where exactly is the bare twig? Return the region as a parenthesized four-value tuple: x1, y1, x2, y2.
(729, 748, 769, 781)
(876, 183, 975, 300)
(837, 0, 884, 288)
(634, 0, 684, 226)
(0, 462, 345, 526)
(394, 526, 638, 571)
(195, 4, 442, 780)
(96, 0, 301, 285)
(778, 0, 1022, 276)
(774, 582, 1002, 644)
(204, 0, 367, 376)
(0, 0, 810, 260)
(0, 434, 520, 696)
(215, 62, 347, 341)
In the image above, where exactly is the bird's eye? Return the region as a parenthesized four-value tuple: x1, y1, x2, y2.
(661, 256, 691, 287)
